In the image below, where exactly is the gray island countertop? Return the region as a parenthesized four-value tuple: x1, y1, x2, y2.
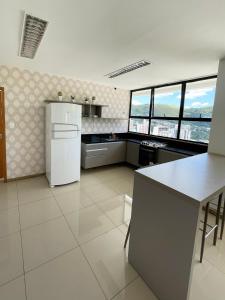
(137, 152, 225, 203)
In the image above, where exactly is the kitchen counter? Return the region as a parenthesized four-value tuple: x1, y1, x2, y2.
(82, 135, 200, 156)
(129, 153, 225, 300)
(162, 146, 198, 156)
(81, 136, 127, 144)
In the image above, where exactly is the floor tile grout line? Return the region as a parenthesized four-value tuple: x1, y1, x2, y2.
(20, 214, 63, 233)
(204, 255, 225, 277)
(58, 201, 100, 216)
(18, 194, 55, 207)
(0, 273, 26, 289)
(77, 225, 121, 248)
(0, 228, 21, 240)
(0, 215, 127, 241)
(54, 195, 117, 237)
(110, 275, 140, 300)
(94, 194, 132, 228)
(61, 204, 124, 247)
(50, 189, 80, 246)
(51, 187, 129, 247)
(0, 204, 19, 213)
(78, 246, 108, 300)
(23, 246, 78, 275)
(51, 189, 108, 300)
(15, 180, 28, 300)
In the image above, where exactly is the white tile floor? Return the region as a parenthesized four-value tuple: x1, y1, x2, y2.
(0, 164, 225, 300)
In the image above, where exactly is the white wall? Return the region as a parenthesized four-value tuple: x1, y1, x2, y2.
(208, 58, 225, 155)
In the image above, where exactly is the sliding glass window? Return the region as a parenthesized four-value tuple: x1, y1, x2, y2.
(180, 78, 216, 143)
(129, 118, 149, 134)
(150, 85, 181, 138)
(129, 89, 151, 134)
(130, 90, 151, 116)
(153, 85, 181, 117)
(183, 79, 216, 118)
(129, 76, 217, 143)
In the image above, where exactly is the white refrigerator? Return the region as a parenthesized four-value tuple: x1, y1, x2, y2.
(45, 103, 81, 187)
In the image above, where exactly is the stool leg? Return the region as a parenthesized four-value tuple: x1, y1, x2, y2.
(124, 223, 131, 249)
(213, 193, 222, 246)
(220, 197, 225, 240)
(200, 202, 209, 263)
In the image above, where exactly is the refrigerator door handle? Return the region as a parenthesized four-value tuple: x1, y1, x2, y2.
(52, 130, 79, 132)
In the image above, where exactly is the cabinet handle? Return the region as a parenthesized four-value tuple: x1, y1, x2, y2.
(86, 148, 108, 152)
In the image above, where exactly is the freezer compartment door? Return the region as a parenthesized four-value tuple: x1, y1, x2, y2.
(50, 134, 81, 186)
(51, 103, 81, 129)
(52, 130, 80, 139)
(53, 124, 79, 131)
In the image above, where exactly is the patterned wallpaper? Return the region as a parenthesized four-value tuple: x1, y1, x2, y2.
(0, 65, 130, 179)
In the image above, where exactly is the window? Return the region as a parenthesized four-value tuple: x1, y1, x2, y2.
(180, 121, 211, 143)
(153, 85, 181, 117)
(129, 118, 149, 134)
(130, 90, 151, 117)
(129, 76, 217, 143)
(129, 89, 151, 134)
(150, 120, 178, 138)
(184, 79, 216, 118)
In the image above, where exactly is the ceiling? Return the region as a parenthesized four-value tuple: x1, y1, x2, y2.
(1, 0, 225, 90)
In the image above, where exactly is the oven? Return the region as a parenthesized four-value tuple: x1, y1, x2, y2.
(138, 145, 157, 166)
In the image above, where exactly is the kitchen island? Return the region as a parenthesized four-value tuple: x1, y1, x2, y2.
(128, 153, 225, 300)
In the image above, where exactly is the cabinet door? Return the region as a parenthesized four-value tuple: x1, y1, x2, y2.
(157, 149, 187, 164)
(81, 141, 126, 169)
(126, 142, 140, 166)
(51, 103, 81, 126)
(81, 143, 108, 169)
(105, 141, 126, 164)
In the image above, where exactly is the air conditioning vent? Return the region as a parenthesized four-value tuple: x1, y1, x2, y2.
(105, 60, 151, 78)
(19, 13, 48, 59)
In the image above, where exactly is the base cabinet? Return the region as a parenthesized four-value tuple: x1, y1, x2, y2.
(81, 140, 190, 170)
(126, 141, 140, 167)
(157, 149, 187, 164)
(81, 141, 126, 169)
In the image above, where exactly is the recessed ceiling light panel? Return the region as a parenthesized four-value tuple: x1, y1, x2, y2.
(105, 60, 151, 78)
(19, 13, 48, 59)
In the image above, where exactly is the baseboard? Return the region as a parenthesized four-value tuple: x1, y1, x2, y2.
(7, 173, 46, 182)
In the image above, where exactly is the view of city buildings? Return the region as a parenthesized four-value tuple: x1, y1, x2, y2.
(129, 118, 210, 143)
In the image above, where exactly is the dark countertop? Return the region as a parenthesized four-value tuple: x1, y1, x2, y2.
(81, 135, 126, 144)
(81, 133, 207, 156)
(160, 146, 198, 156)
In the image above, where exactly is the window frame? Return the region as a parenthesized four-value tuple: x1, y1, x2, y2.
(129, 75, 217, 144)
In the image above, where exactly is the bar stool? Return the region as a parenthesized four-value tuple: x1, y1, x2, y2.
(200, 193, 225, 263)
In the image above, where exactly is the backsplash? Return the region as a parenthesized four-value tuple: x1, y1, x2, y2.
(0, 65, 130, 179)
